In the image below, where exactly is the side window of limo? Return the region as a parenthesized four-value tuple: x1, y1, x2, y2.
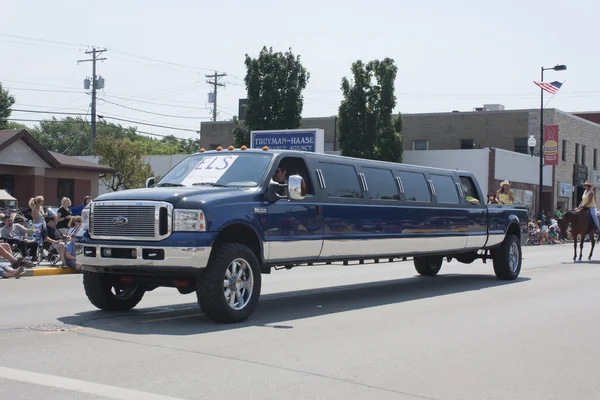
(396, 171, 431, 202)
(318, 163, 362, 198)
(276, 156, 315, 196)
(362, 168, 400, 200)
(429, 174, 460, 204)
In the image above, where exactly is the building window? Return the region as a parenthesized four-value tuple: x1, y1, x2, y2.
(412, 140, 429, 151)
(57, 179, 74, 204)
(460, 139, 474, 149)
(562, 140, 567, 162)
(0, 175, 14, 196)
(594, 149, 598, 169)
(514, 138, 528, 154)
(575, 144, 580, 164)
(582, 146, 586, 165)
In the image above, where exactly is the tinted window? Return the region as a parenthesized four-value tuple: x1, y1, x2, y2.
(319, 163, 362, 198)
(430, 174, 460, 204)
(362, 168, 399, 200)
(397, 171, 431, 202)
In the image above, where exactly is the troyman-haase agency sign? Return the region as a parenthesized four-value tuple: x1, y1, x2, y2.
(251, 129, 325, 153)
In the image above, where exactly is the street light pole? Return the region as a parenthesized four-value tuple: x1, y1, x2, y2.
(537, 64, 567, 221)
(538, 67, 544, 221)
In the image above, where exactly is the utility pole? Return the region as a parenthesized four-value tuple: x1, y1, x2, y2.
(206, 71, 226, 122)
(78, 47, 107, 154)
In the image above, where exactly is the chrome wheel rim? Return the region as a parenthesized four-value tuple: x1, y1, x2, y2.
(509, 242, 519, 273)
(223, 258, 254, 311)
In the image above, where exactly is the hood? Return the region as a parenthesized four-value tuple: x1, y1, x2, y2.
(94, 186, 254, 208)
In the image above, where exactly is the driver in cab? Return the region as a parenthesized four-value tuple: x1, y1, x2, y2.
(272, 165, 288, 197)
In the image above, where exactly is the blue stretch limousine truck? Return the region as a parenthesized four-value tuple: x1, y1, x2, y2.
(78, 148, 528, 323)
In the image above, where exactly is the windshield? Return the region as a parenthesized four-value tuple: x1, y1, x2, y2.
(156, 153, 274, 188)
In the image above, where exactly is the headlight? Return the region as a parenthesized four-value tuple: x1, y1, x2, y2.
(81, 205, 91, 230)
(173, 209, 206, 231)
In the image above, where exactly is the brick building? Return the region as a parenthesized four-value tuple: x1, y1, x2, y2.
(0, 129, 115, 209)
(198, 106, 600, 215)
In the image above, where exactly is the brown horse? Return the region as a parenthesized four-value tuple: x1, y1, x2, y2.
(559, 208, 599, 261)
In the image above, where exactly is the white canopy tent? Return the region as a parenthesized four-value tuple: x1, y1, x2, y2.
(0, 190, 16, 201)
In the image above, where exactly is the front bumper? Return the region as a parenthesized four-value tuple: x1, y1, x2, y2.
(80, 244, 212, 270)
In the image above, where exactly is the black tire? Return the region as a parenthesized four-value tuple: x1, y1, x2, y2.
(197, 243, 261, 323)
(414, 256, 443, 276)
(83, 271, 145, 311)
(491, 234, 521, 280)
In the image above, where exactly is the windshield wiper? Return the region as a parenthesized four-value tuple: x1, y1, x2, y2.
(192, 182, 230, 187)
(156, 182, 185, 187)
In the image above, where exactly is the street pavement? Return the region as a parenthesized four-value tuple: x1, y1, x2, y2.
(0, 244, 599, 400)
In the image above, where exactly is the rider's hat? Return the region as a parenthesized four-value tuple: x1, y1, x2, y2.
(500, 180, 510, 187)
(583, 180, 593, 188)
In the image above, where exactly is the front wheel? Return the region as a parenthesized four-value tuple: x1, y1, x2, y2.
(491, 234, 521, 280)
(83, 271, 145, 311)
(197, 243, 262, 323)
(414, 256, 443, 276)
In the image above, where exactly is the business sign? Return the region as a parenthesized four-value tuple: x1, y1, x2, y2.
(592, 169, 600, 187)
(250, 129, 325, 153)
(573, 164, 588, 187)
(558, 182, 572, 197)
(543, 124, 559, 165)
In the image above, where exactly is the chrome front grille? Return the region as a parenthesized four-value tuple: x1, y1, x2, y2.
(90, 201, 172, 241)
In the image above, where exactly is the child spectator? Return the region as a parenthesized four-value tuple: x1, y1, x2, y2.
(64, 231, 82, 271)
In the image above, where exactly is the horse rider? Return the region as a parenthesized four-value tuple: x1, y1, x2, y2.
(578, 180, 599, 234)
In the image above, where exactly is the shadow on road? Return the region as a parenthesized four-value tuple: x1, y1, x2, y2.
(58, 273, 529, 336)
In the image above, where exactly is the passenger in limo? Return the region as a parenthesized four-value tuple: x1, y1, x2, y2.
(460, 179, 480, 205)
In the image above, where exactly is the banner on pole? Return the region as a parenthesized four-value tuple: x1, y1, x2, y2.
(543, 124, 559, 165)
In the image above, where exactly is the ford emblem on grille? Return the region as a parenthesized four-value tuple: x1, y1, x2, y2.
(112, 216, 129, 225)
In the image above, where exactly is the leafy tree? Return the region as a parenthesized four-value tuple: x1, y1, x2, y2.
(338, 58, 404, 163)
(161, 134, 199, 154)
(94, 137, 153, 191)
(0, 83, 15, 130)
(233, 46, 309, 147)
(30, 117, 180, 156)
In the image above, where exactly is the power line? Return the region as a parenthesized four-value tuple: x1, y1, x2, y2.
(101, 93, 201, 109)
(4, 87, 84, 94)
(206, 71, 227, 122)
(98, 98, 207, 119)
(6, 118, 195, 141)
(97, 115, 199, 132)
(11, 109, 88, 116)
(0, 33, 88, 48)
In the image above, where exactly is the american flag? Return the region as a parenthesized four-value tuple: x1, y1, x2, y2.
(533, 80, 563, 95)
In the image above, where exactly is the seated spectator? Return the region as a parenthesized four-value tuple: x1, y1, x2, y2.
(64, 231, 82, 271)
(43, 216, 67, 266)
(0, 242, 25, 278)
(67, 216, 82, 237)
(0, 214, 39, 262)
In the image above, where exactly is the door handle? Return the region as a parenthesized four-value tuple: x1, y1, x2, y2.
(316, 205, 321, 215)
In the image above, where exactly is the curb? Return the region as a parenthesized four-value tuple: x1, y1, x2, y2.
(23, 267, 81, 277)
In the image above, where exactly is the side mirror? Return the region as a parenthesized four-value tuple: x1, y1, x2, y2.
(288, 175, 305, 200)
(146, 177, 155, 188)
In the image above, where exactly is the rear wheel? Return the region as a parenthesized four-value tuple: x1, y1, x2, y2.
(197, 243, 261, 323)
(414, 256, 443, 276)
(83, 271, 145, 311)
(491, 234, 521, 280)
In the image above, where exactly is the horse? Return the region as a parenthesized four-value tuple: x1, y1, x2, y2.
(559, 208, 599, 261)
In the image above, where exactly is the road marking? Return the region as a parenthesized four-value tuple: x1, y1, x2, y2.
(0, 366, 187, 400)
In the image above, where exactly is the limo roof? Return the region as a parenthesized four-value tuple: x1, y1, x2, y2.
(195, 148, 474, 176)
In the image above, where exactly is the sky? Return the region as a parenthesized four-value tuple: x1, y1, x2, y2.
(1, 0, 598, 141)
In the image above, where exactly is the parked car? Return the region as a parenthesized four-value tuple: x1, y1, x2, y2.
(77, 148, 528, 323)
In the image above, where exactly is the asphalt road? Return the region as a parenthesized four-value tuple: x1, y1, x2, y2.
(0, 244, 599, 400)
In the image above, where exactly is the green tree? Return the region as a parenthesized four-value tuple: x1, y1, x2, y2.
(0, 83, 16, 130)
(31, 117, 180, 156)
(94, 137, 153, 191)
(161, 134, 199, 154)
(233, 46, 309, 147)
(338, 58, 404, 163)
